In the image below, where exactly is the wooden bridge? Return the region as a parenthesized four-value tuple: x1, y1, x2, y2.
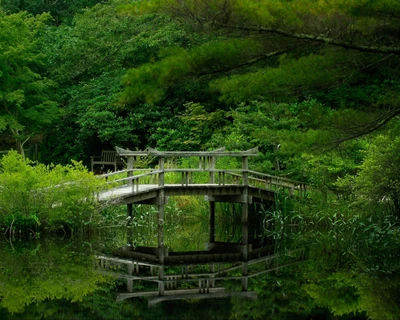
(97, 147, 307, 207)
(94, 147, 306, 305)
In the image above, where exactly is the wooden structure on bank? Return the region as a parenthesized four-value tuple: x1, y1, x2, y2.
(98, 147, 306, 207)
(96, 147, 306, 305)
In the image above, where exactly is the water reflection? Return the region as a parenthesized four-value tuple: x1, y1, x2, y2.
(1, 201, 398, 319)
(0, 237, 111, 314)
(0, 231, 362, 320)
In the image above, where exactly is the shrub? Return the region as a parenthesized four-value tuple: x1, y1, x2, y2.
(0, 151, 106, 232)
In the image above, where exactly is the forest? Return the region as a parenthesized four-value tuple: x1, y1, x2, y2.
(1, 0, 400, 318)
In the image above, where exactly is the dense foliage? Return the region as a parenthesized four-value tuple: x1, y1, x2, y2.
(0, 9, 58, 157)
(0, 152, 105, 232)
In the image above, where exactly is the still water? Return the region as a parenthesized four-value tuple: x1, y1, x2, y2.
(0, 231, 372, 320)
(0, 198, 399, 320)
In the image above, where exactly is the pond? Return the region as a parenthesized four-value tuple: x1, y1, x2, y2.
(0, 200, 399, 320)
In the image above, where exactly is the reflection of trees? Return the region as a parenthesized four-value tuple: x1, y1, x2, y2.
(0, 238, 111, 314)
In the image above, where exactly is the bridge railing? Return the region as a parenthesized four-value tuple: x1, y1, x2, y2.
(247, 170, 307, 197)
(98, 167, 306, 197)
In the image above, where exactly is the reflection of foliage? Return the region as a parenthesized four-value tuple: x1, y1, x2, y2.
(127, 196, 209, 251)
(2, 288, 233, 319)
(292, 195, 400, 319)
(0, 238, 112, 314)
(304, 272, 361, 316)
(356, 274, 400, 320)
(230, 267, 322, 320)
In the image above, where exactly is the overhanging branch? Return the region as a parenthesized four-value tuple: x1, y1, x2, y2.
(332, 107, 400, 145)
(218, 23, 400, 55)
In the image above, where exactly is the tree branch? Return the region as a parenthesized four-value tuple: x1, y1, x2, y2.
(332, 108, 400, 145)
(218, 23, 400, 55)
(194, 48, 293, 77)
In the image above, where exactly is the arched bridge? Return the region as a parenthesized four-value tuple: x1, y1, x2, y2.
(97, 147, 307, 206)
(94, 147, 307, 303)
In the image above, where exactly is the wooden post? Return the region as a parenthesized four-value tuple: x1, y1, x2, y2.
(242, 155, 249, 259)
(242, 262, 248, 291)
(209, 156, 215, 184)
(158, 193, 165, 263)
(210, 263, 215, 287)
(128, 263, 134, 276)
(158, 157, 165, 296)
(241, 162, 249, 292)
(242, 203, 249, 257)
(158, 157, 165, 187)
(127, 156, 134, 187)
(127, 202, 133, 245)
(209, 201, 215, 243)
(241, 149, 251, 295)
(127, 279, 133, 293)
(242, 156, 248, 186)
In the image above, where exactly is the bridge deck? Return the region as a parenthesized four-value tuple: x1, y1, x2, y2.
(98, 183, 279, 204)
(96, 148, 306, 205)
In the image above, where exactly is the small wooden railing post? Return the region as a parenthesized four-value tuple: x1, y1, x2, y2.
(135, 178, 139, 193)
(127, 156, 134, 187)
(209, 156, 215, 184)
(242, 156, 248, 186)
(158, 157, 165, 187)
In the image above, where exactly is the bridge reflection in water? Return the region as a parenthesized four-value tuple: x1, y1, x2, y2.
(97, 147, 306, 306)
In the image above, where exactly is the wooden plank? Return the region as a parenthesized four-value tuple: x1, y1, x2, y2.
(206, 195, 251, 203)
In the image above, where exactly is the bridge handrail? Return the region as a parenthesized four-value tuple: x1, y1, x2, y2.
(104, 170, 163, 185)
(247, 170, 304, 185)
(99, 167, 306, 196)
(99, 168, 154, 179)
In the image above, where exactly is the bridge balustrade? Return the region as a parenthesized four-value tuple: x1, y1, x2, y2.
(99, 168, 306, 197)
(96, 147, 307, 200)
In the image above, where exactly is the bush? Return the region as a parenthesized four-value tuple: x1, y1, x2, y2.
(0, 151, 106, 232)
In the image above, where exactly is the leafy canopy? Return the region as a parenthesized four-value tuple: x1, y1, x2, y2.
(0, 9, 58, 154)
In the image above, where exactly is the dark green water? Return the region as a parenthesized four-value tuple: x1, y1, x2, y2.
(1, 197, 399, 320)
(0, 231, 373, 320)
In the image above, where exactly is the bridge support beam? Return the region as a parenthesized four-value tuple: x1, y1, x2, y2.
(158, 194, 165, 296)
(158, 156, 166, 296)
(127, 203, 133, 217)
(241, 156, 249, 260)
(207, 195, 252, 204)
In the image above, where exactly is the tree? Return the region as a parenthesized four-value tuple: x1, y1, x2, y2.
(0, 9, 58, 157)
(1, 0, 104, 25)
(120, 0, 400, 142)
(345, 129, 400, 217)
(41, 0, 210, 163)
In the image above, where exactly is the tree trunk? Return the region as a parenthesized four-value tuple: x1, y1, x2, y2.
(15, 136, 30, 159)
